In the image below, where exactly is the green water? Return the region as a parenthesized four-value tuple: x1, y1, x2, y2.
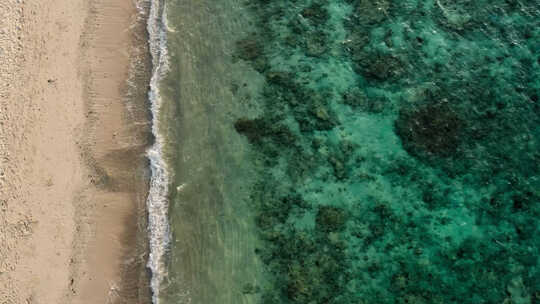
(157, 0, 266, 303)
(158, 0, 540, 303)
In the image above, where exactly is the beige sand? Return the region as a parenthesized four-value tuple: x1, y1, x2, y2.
(0, 0, 150, 303)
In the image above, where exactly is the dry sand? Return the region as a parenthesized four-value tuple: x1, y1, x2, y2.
(0, 0, 151, 303)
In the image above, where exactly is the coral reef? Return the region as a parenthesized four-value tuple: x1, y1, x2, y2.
(233, 0, 540, 303)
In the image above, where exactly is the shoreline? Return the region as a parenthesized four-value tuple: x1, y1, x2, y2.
(0, 0, 151, 303)
(145, 0, 171, 302)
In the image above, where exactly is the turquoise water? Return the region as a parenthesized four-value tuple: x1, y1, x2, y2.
(152, 0, 540, 303)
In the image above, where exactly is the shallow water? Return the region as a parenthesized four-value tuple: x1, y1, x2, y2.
(153, 0, 540, 303)
(153, 0, 265, 303)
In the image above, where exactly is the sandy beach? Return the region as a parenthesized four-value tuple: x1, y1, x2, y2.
(0, 0, 150, 303)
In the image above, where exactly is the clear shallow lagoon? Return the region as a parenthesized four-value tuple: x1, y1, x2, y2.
(151, 0, 540, 303)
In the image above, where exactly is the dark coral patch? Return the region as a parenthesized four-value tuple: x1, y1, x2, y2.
(236, 37, 264, 61)
(395, 100, 464, 158)
(301, 2, 330, 24)
(353, 52, 405, 81)
(316, 206, 348, 232)
(234, 117, 296, 146)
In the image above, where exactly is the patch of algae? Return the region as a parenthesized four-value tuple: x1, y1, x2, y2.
(234, 0, 539, 303)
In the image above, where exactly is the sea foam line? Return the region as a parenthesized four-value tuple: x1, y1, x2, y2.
(145, 0, 170, 303)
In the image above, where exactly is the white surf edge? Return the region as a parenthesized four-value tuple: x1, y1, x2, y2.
(144, 0, 170, 303)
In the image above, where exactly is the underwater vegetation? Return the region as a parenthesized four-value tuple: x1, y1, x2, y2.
(234, 0, 540, 303)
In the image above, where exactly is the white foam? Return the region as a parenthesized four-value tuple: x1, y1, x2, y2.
(144, 0, 171, 303)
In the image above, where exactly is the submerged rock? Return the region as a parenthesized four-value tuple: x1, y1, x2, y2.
(354, 52, 405, 81)
(301, 2, 329, 24)
(342, 87, 368, 108)
(236, 37, 263, 61)
(305, 32, 328, 57)
(233, 118, 268, 143)
(395, 100, 464, 158)
(234, 117, 296, 147)
(265, 71, 295, 88)
(316, 206, 348, 232)
(349, 0, 391, 26)
(343, 29, 370, 54)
